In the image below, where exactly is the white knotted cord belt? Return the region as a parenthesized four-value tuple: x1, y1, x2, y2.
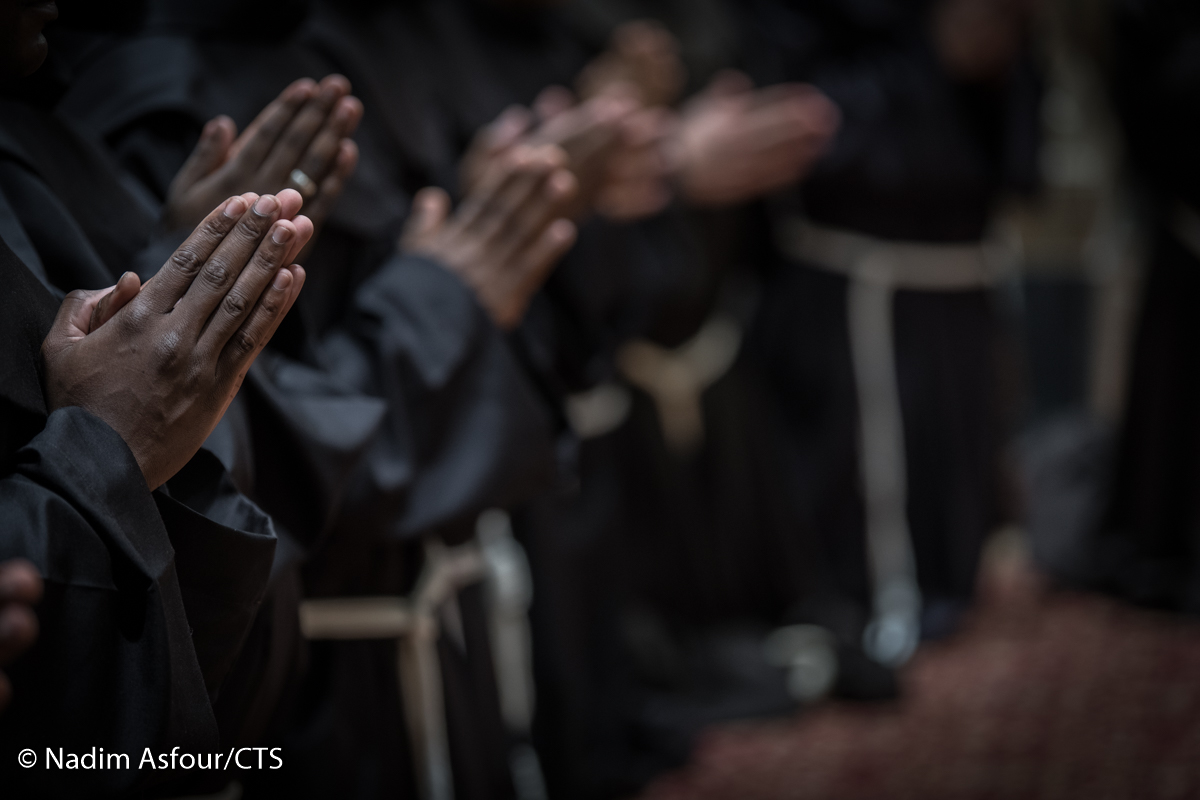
(777, 218, 1002, 666)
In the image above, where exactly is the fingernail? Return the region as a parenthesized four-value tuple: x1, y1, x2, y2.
(272, 225, 294, 245)
(254, 195, 279, 216)
(271, 269, 293, 291)
(224, 197, 247, 218)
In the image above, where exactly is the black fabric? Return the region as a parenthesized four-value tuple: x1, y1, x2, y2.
(1080, 0, 1200, 612)
(53, 15, 564, 800)
(1093, 226, 1200, 610)
(0, 238, 275, 798)
(740, 0, 1041, 243)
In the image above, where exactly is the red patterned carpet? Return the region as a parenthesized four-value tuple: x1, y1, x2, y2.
(639, 544, 1200, 800)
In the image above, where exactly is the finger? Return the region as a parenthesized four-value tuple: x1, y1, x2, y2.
(0, 604, 39, 666)
(486, 105, 534, 153)
(89, 272, 142, 334)
(227, 79, 316, 172)
(199, 215, 303, 354)
(0, 671, 9, 713)
(470, 150, 562, 244)
(454, 147, 543, 231)
(400, 187, 452, 251)
(0, 560, 42, 605)
(276, 188, 305, 222)
(301, 139, 358, 231)
(174, 194, 284, 326)
(496, 218, 577, 329)
(47, 288, 112, 350)
(219, 264, 305, 379)
(534, 85, 576, 122)
(292, 95, 362, 187)
(136, 196, 251, 312)
(285, 215, 316, 265)
(496, 167, 577, 260)
(258, 76, 351, 187)
(172, 116, 236, 193)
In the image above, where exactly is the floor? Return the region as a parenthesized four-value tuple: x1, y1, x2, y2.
(638, 538, 1200, 800)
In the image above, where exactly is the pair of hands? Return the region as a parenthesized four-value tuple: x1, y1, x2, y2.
(163, 75, 362, 259)
(576, 21, 845, 210)
(43, 190, 312, 491)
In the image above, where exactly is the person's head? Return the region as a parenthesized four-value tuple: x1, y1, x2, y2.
(0, 1, 57, 82)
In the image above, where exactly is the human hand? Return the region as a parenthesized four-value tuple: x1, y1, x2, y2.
(525, 89, 639, 220)
(0, 559, 42, 715)
(669, 72, 840, 207)
(576, 19, 687, 108)
(43, 191, 312, 490)
(403, 146, 577, 330)
(163, 76, 362, 240)
(932, 0, 1033, 83)
(596, 105, 676, 221)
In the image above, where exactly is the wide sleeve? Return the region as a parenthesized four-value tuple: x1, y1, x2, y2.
(316, 252, 559, 539)
(0, 407, 274, 798)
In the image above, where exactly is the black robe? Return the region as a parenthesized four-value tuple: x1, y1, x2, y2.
(737, 0, 1036, 639)
(51, 5, 560, 798)
(0, 93, 276, 799)
(1086, 0, 1200, 611)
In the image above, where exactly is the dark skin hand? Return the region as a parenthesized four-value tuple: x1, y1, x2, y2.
(404, 145, 578, 330)
(43, 190, 312, 490)
(461, 92, 635, 222)
(164, 75, 361, 254)
(669, 71, 841, 207)
(0, 559, 41, 715)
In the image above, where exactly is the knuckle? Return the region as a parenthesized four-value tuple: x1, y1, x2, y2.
(153, 329, 185, 370)
(221, 291, 249, 318)
(200, 260, 231, 289)
(169, 247, 204, 277)
(232, 329, 258, 358)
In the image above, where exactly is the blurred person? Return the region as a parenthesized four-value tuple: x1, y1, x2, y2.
(1091, 0, 1200, 611)
(741, 0, 1038, 672)
(0, 3, 320, 797)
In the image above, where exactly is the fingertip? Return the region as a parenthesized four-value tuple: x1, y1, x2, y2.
(277, 188, 305, 217)
(223, 195, 249, 219)
(270, 266, 294, 291)
(293, 214, 315, 242)
(270, 219, 297, 246)
(289, 78, 317, 100)
(550, 218, 577, 243)
(548, 169, 578, 200)
(322, 73, 352, 95)
(338, 138, 360, 171)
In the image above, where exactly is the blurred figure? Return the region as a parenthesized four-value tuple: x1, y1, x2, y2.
(1094, 0, 1200, 611)
(743, 0, 1038, 669)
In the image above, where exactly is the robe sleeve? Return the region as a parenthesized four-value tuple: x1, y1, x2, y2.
(0, 406, 275, 797)
(315, 252, 558, 540)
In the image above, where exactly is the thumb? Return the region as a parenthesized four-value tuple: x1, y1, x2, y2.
(89, 272, 142, 334)
(400, 187, 451, 251)
(43, 287, 112, 357)
(174, 116, 236, 191)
